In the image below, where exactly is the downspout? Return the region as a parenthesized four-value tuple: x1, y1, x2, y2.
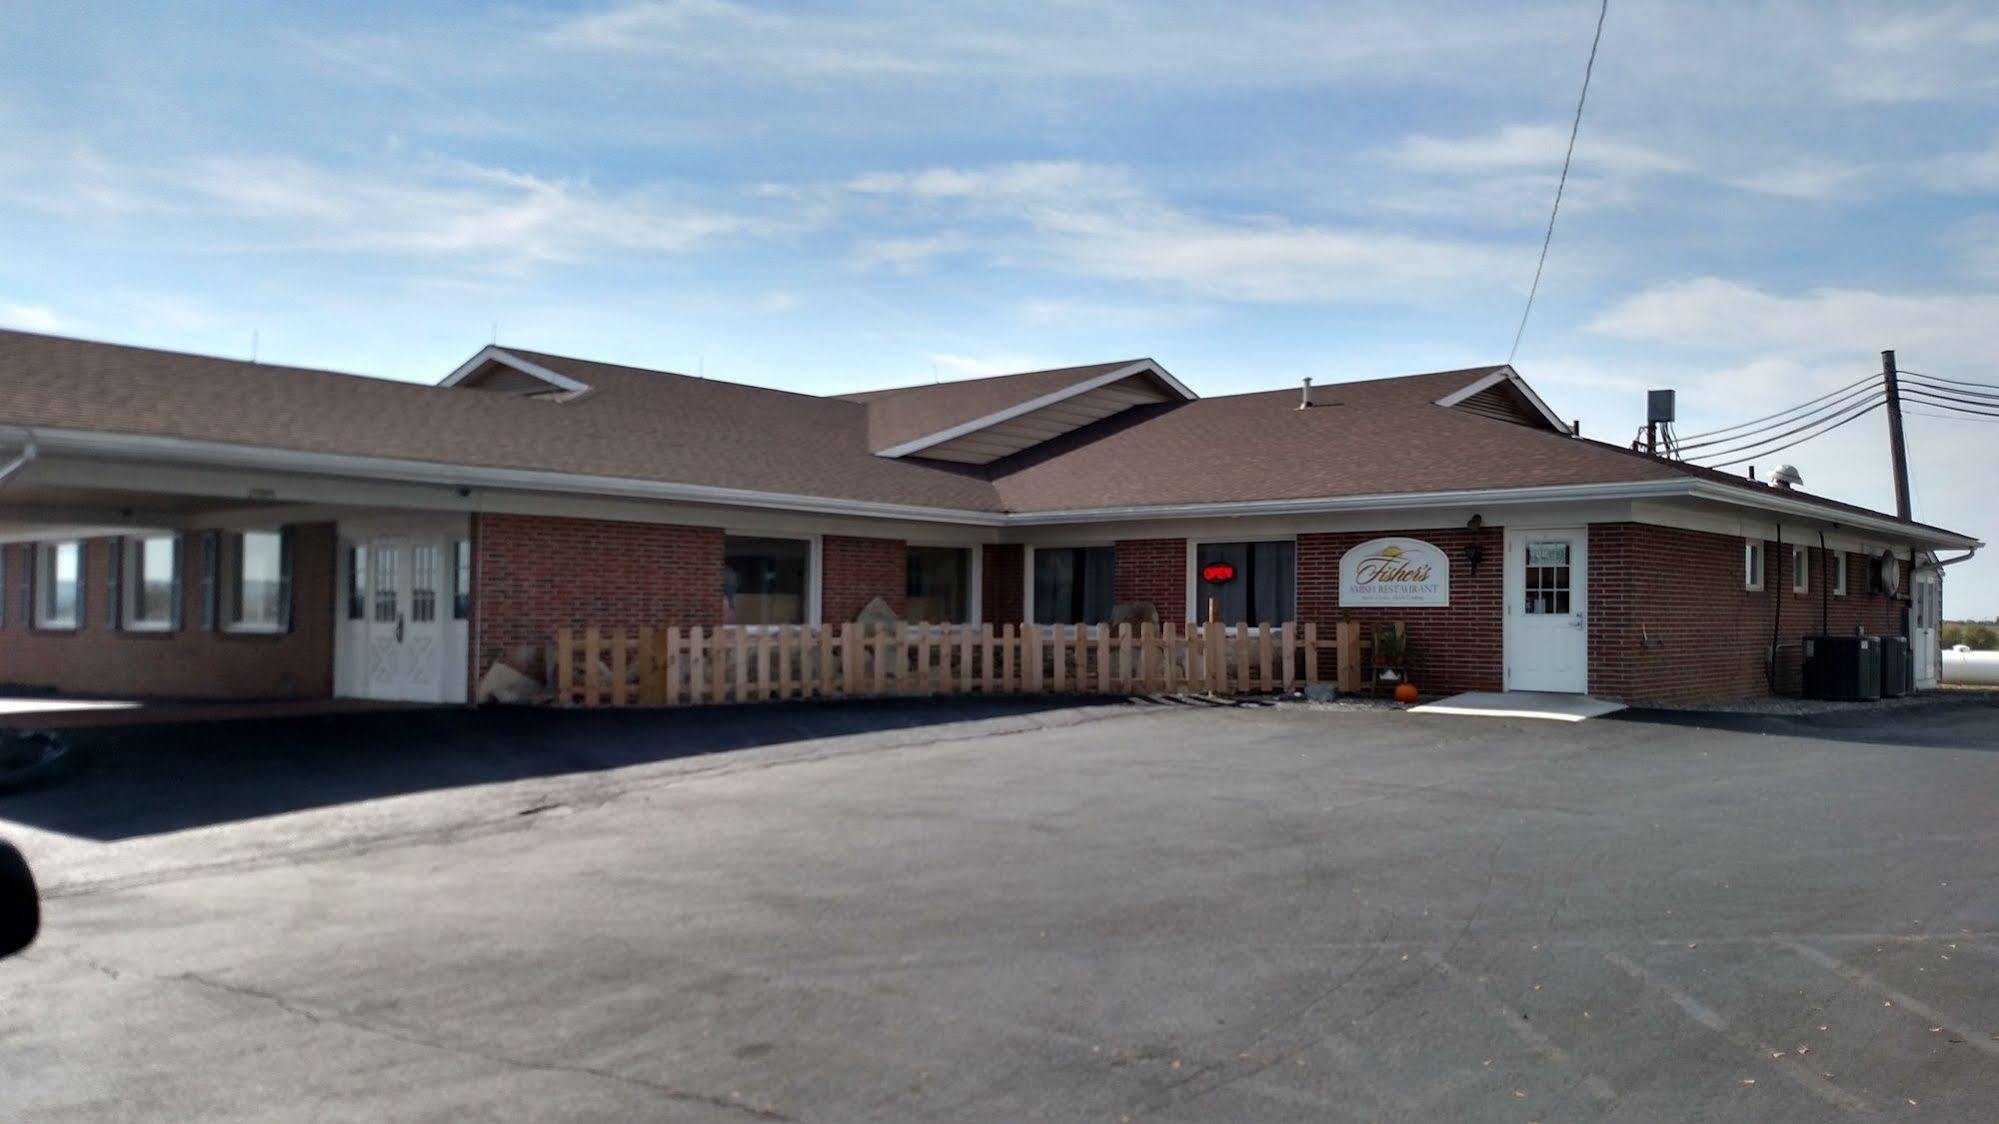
(1818, 530, 1829, 636)
(0, 433, 38, 487)
(1769, 523, 1783, 694)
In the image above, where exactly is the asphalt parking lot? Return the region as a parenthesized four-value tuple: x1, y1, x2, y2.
(3, 693, 1998, 1122)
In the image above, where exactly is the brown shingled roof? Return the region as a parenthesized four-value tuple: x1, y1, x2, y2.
(836, 359, 1161, 453)
(0, 329, 1972, 544)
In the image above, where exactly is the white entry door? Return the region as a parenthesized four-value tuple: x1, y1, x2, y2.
(1911, 567, 1940, 689)
(363, 536, 448, 702)
(1505, 527, 1589, 693)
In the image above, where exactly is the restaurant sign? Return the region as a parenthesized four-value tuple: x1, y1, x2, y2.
(1339, 537, 1450, 607)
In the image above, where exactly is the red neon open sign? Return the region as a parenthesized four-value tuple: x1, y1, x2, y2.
(1201, 562, 1237, 584)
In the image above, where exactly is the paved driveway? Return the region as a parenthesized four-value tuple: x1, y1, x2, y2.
(3, 695, 1997, 1121)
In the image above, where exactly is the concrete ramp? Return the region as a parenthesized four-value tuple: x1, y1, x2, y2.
(1409, 691, 1626, 722)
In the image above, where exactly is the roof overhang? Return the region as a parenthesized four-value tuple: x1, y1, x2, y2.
(1434, 366, 1569, 433)
(2, 427, 1978, 550)
(875, 359, 1195, 460)
(439, 345, 592, 398)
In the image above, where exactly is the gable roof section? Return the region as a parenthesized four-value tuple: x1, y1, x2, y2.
(0, 329, 1973, 548)
(1433, 366, 1568, 432)
(440, 345, 592, 399)
(845, 359, 1195, 461)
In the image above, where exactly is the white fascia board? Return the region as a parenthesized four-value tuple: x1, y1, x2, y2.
(1005, 479, 1695, 525)
(27, 427, 1007, 527)
(874, 359, 1193, 460)
(438, 345, 591, 395)
(1684, 480, 1981, 551)
(1433, 366, 1569, 433)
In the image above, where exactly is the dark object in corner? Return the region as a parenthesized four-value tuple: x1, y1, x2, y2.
(0, 839, 38, 959)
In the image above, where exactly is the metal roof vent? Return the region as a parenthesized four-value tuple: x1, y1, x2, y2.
(1766, 464, 1804, 490)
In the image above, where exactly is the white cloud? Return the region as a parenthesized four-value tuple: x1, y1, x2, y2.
(844, 161, 1526, 303)
(1384, 124, 1689, 178)
(176, 156, 754, 266)
(1588, 277, 1999, 361)
(0, 302, 77, 334)
(849, 232, 969, 273)
(924, 351, 1055, 378)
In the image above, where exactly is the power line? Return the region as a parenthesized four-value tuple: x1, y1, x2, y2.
(1897, 369, 1999, 392)
(1899, 388, 1999, 418)
(1507, 0, 1609, 364)
(1670, 371, 1880, 442)
(1671, 377, 1884, 452)
(1687, 395, 1888, 467)
(1902, 376, 1999, 403)
(1903, 405, 1996, 422)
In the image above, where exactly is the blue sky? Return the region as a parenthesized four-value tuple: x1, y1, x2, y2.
(3, 1, 1997, 613)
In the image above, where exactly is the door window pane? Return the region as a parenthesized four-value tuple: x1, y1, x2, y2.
(724, 536, 808, 625)
(906, 546, 970, 623)
(347, 545, 367, 620)
(411, 545, 438, 623)
(1033, 546, 1114, 625)
(373, 545, 399, 623)
(1523, 541, 1571, 615)
(1196, 541, 1296, 625)
(452, 540, 471, 620)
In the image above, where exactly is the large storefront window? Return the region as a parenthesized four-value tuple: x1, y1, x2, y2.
(1032, 546, 1114, 625)
(906, 546, 970, 623)
(1195, 540, 1296, 625)
(724, 536, 809, 625)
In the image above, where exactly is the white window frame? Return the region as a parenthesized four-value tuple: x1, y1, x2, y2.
(1833, 551, 1847, 597)
(122, 534, 181, 632)
(1792, 544, 1809, 595)
(1744, 540, 1765, 592)
(721, 532, 820, 631)
(904, 541, 981, 626)
(34, 540, 82, 630)
(1184, 535, 1299, 634)
(223, 529, 286, 634)
(1023, 542, 1117, 634)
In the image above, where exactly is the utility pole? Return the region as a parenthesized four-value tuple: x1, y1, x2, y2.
(1881, 349, 1911, 521)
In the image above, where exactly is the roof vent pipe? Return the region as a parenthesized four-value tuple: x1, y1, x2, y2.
(1299, 377, 1312, 409)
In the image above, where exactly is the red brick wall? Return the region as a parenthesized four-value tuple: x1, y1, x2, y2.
(0, 524, 337, 699)
(983, 544, 1023, 623)
(821, 534, 906, 624)
(470, 513, 722, 683)
(1298, 528, 1503, 695)
(1588, 523, 1909, 704)
(1114, 538, 1186, 620)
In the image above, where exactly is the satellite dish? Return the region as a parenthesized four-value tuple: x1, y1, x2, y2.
(1877, 551, 1901, 596)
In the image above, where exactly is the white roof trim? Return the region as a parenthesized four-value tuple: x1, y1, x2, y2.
(28, 427, 1008, 527)
(1434, 366, 1568, 433)
(439, 345, 592, 397)
(23, 426, 1979, 549)
(875, 359, 1194, 459)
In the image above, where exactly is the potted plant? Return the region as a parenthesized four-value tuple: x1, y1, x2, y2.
(1374, 624, 1408, 690)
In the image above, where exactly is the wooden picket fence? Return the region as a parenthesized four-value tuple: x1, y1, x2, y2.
(551, 621, 1360, 708)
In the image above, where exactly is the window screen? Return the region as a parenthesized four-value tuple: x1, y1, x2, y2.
(906, 546, 970, 624)
(1195, 541, 1296, 625)
(1032, 546, 1114, 625)
(724, 536, 809, 625)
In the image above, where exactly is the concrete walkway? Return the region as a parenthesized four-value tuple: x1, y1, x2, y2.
(1409, 690, 1627, 721)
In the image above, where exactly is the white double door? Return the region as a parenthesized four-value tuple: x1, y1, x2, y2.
(364, 535, 448, 702)
(1504, 527, 1590, 693)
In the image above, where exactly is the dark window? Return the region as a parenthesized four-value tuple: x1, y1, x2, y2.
(906, 546, 970, 623)
(1032, 546, 1114, 625)
(347, 545, 367, 621)
(453, 539, 471, 620)
(1195, 541, 1296, 624)
(724, 536, 809, 625)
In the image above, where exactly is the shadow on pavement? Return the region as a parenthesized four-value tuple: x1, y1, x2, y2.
(0, 697, 1119, 842)
(1609, 691, 1999, 751)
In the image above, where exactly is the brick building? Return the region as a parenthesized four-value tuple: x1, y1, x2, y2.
(0, 328, 1976, 704)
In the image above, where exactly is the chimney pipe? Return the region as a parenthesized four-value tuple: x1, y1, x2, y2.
(1298, 377, 1312, 409)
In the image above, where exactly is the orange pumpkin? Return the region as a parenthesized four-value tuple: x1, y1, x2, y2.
(1393, 683, 1419, 705)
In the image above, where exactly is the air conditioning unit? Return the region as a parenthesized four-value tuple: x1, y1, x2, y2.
(1802, 635, 1882, 701)
(1878, 636, 1910, 698)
